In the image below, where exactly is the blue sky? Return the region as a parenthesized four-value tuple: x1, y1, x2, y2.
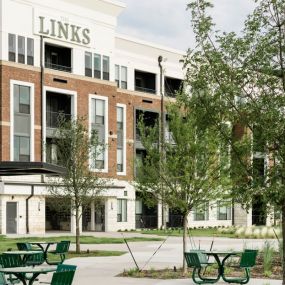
(117, 0, 256, 51)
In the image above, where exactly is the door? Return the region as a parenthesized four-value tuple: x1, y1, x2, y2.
(6, 202, 17, 234)
(95, 203, 105, 232)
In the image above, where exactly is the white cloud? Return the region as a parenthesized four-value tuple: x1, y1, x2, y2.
(117, 0, 256, 51)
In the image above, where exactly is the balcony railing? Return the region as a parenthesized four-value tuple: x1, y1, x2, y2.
(46, 111, 71, 128)
(135, 214, 158, 229)
(135, 86, 156, 94)
(45, 62, 72, 73)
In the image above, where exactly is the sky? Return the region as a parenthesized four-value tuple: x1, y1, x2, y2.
(117, 0, 257, 51)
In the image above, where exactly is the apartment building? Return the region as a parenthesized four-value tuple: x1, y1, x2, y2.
(0, 0, 266, 235)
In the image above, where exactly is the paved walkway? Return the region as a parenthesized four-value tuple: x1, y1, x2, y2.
(26, 233, 281, 285)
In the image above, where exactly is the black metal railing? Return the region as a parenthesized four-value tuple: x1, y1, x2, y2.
(45, 62, 72, 73)
(135, 86, 156, 94)
(46, 111, 71, 128)
(135, 214, 158, 229)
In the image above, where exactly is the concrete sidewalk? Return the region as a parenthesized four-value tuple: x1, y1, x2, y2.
(35, 235, 281, 285)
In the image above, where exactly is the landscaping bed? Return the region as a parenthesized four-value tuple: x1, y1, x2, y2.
(119, 252, 282, 280)
(141, 226, 281, 239)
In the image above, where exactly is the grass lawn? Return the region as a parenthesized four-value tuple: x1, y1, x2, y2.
(141, 228, 235, 238)
(0, 235, 163, 254)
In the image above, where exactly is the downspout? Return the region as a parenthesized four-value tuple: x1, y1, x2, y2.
(26, 185, 34, 234)
(40, 35, 45, 163)
(158, 56, 165, 229)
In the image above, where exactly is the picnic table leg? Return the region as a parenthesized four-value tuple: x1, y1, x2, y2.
(27, 273, 41, 285)
(12, 273, 28, 285)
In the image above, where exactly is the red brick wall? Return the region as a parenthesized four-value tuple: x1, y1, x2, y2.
(0, 63, 162, 181)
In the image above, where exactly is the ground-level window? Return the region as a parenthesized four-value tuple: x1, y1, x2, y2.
(117, 199, 127, 222)
(193, 203, 209, 221)
(217, 201, 232, 220)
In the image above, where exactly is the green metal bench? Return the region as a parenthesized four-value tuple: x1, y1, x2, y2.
(46, 241, 71, 265)
(222, 250, 258, 284)
(184, 252, 219, 284)
(40, 264, 77, 285)
(0, 255, 23, 284)
(50, 270, 75, 285)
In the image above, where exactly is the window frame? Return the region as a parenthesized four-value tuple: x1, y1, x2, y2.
(193, 202, 209, 221)
(117, 199, 127, 222)
(217, 200, 232, 221)
(89, 94, 108, 173)
(10, 80, 34, 162)
(116, 104, 126, 175)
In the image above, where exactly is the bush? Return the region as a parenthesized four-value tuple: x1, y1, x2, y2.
(263, 241, 274, 277)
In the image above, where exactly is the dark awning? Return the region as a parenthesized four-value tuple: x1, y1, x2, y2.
(0, 161, 66, 176)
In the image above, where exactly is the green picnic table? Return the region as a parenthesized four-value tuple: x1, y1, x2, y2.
(3, 251, 44, 266)
(185, 249, 258, 284)
(0, 266, 56, 285)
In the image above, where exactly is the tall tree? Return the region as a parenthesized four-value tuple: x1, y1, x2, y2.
(135, 93, 230, 272)
(186, 0, 285, 282)
(47, 117, 105, 253)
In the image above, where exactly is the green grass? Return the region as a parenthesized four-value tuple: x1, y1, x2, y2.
(0, 235, 164, 254)
(141, 228, 235, 238)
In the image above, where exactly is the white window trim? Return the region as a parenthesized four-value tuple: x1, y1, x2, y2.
(117, 103, 126, 176)
(42, 86, 77, 162)
(89, 94, 108, 173)
(10, 80, 35, 162)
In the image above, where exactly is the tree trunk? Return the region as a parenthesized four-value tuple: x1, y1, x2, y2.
(182, 213, 188, 275)
(282, 200, 285, 285)
(161, 202, 167, 230)
(75, 208, 80, 253)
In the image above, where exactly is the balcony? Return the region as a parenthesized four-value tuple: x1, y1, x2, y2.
(45, 62, 72, 73)
(164, 77, 183, 97)
(45, 43, 72, 73)
(46, 111, 71, 129)
(135, 70, 156, 94)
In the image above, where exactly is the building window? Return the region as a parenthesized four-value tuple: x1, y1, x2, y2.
(85, 52, 92, 77)
(117, 199, 127, 222)
(94, 54, 101, 79)
(117, 105, 126, 174)
(121, 66, 127, 89)
(103, 56, 110, 80)
(194, 203, 209, 221)
(90, 96, 108, 171)
(115, 65, 128, 89)
(18, 36, 25, 64)
(217, 201, 232, 220)
(8, 34, 16, 62)
(27, 38, 34, 66)
(13, 84, 31, 161)
(14, 136, 30, 161)
(115, 65, 120, 87)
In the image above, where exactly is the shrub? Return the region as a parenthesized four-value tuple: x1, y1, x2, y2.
(263, 241, 274, 277)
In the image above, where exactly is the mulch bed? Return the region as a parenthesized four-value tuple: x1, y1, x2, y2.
(119, 255, 282, 280)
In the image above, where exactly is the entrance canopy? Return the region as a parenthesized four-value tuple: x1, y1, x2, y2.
(0, 161, 66, 176)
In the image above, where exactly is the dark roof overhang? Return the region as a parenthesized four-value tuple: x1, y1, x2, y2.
(0, 161, 66, 176)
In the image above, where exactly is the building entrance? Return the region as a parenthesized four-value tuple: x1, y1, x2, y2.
(45, 198, 71, 231)
(6, 202, 18, 234)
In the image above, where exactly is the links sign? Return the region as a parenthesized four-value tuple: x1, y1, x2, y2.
(34, 11, 91, 46)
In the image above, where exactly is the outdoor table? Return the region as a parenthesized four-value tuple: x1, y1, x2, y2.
(28, 242, 56, 261)
(0, 266, 56, 285)
(204, 250, 242, 281)
(3, 251, 44, 265)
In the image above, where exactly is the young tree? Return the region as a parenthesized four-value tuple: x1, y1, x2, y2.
(135, 93, 231, 272)
(186, 0, 285, 282)
(47, 117, 106, 253)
